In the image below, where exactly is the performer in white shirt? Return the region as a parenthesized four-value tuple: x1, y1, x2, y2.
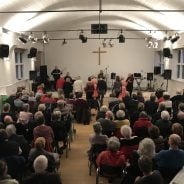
(73, 76, 84, 97)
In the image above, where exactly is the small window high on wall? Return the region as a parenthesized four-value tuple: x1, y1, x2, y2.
(15, 49, 24, 80)
(177, 49, 184, 79)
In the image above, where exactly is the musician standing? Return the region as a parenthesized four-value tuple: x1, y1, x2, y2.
(126, 73, 134, 96)
(51, 66, 61, 90)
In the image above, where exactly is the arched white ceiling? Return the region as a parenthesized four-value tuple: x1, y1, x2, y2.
(0, 0, 184, 39)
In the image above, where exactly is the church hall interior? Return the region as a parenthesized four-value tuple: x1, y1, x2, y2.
(1, 0, 184, 184)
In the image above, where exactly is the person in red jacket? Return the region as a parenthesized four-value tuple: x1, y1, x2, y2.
(96, 136, 126, 167)
(56, 74, 65, 90)
(133, 111, 152, 139)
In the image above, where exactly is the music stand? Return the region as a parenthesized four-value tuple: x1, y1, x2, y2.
(134, 73, 142, 91)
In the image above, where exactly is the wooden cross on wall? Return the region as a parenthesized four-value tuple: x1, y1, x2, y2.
(92, 47, 107, 65)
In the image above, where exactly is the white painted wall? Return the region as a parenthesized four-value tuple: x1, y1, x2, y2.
(45, 31, 155, 87)
(0, 31, 43, 95)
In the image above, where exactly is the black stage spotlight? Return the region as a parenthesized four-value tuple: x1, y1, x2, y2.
(171, 34, 180, 43)
(79, 30, 87, 43)
(18, 34, 28, 44)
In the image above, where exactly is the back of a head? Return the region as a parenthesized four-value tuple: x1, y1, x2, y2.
(52, 110, 61, 121)
(150, 94, 156, 101)
(163, 92, 170, 100)
(93, 122, 102, 134)
(120, 125, 132, 138)
(0, 160, 7, 177)
(35, 137, 46, 150)
(116, 110, 125, 120)
(138, 138, 155, 158)
(169, 134, 181, 148)
(6, 124, 16, 137)
(178, 103, 184, 111)
(105, 111, 114, 120)
(34, 111, 45, 125)
(138, 102, 145, 111)
(4, 115, 13, 124)
(161, 110, 170, 120)
(138, 155, 152, 174)
(100, 105, 108, 113)
(139, 111, 148, 118)
(119, 103, 125, 110)
(33, 155, 48, 173)
(107, 137, 120, 152)
(148, 125, 160, 139)
(76, 92, 83, 98)
(158, 102, 166, 111)
(3, 103, 10, 112)
(38, 104, 46, 112)
(23, 103, 30, 112)
(172, 123, 183, 138)
(177, 111, 184, 120)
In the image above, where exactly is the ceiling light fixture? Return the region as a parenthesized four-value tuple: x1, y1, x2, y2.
(62, 39, 67, 45)
(170, 33, 180, 43)
(28, 32, 37, 44)
(118, 30, 125, 43)
(108, 39, 114, 47)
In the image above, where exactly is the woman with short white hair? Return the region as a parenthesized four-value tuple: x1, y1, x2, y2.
(119, 125, 139, 160)
(155, 110, 172, 138)
(96, 137, 126, 167)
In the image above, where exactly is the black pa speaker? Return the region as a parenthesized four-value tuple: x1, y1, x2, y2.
(163, 48, 171, 58)
(29, 70, 37, 81)
(154, 66, 161, 75)
(91, 24, 108, 34)
(111, 73, 116, 79)
(147, 73, 153, 81)
(0, 44, 9, 58)
(28, 47, 37, 58)
(164, 69, 172, 80)
(40, 65, 47, 82)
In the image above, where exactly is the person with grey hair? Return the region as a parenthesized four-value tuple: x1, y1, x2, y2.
(89, 122, 108, 145)
(155, 134, 184, 182)
(0, 103, 17, 123)
(98, 111, 115, 137)
(120, 138, 156, 184)
(119, 125, 139, 160)
(114, 110, 130, 129)
(34, 155, 48, 173)
(155, 110, 171, 138)
(135, 156, 163, 184)
(96, 105, 108, 120)
(96, 136, 126, 167)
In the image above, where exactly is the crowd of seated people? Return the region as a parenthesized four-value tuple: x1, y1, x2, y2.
(87, 89, 184, 184)
(0, 84, 90, 183)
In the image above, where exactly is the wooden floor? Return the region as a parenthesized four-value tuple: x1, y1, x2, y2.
(58, 91, 152, 184)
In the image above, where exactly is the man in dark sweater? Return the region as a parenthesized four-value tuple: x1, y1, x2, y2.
(97, 78, 107, 106)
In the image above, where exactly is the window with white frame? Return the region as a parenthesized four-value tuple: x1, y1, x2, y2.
(176, 49, 184, 79)
(15, 49, 24, 80)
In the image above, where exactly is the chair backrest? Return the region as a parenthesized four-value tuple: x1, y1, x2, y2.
(99, 164, 123, 177)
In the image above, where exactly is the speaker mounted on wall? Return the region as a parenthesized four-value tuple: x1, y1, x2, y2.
(91, 24, 108, 34)
(163, 48, 172, 58)
(164, 69, 172, 80)
(28, 47, 37, 58)
(0, 44, 9, 58)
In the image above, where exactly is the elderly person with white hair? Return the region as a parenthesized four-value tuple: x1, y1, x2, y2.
(6, 124, 29, 158)
(89, 122, 108, 146)
(155, 134, 184, 182)
(119, 125, 139, 160)
(97, 110, 115, 137)
(96, 137, 126, 167)
(96, 105, 108, 120)
(155, 110, 171, 138)
(121, 138, 156, 184)
(24, 155, 62, 184)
